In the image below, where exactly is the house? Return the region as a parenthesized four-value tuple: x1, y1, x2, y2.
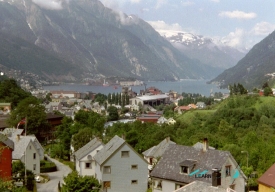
(167, 117, 176, 125)
(130, 94, 170, 107)
(196, 102, 206, 109)
(7, 130, 44, 175)
(93, 135, 148, 192)
(174, 106, 190, 114)
(142, 137, 175, 171)
(157, 117, 168, 124)
(45, 102, 63, 112)
(257, 163, 275, 192)
(150, 138, 246, 192)
(173, 180, 236, 192)
(188, 104, 197, 109)
(73, 138, 104, 176)
(0, 133, 14, 180)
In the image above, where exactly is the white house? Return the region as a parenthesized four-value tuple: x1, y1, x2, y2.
(150, 139, 246, 192)
(93, 135, 148, 192)
(3, 128, 44, 175)
(73, 138, 104, 176)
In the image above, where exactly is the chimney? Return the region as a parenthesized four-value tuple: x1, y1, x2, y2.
(212, 169, 221, 187)
(17, 134, 20, 141)
(121, 134, 125, 140)
(166, 137, 170, 143)
(203, 138, 208, 152)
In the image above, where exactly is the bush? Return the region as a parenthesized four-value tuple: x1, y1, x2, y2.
(40, 160, 57, 173)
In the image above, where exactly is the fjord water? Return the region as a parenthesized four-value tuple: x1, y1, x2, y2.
(43, 80, 228, 96)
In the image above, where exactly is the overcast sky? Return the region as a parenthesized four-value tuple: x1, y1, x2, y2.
(100, 0, 275, 50)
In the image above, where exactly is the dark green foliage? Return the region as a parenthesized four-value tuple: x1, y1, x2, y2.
(93, 93, 107, 105)
(178, 92, 214, 106)
(40, 160, 57, 173)
(7, 96, 50, 139)
(61, 171, 101, 192)
(107, 106, 119, 121)
(0, 79, 31, 108)
(71, 128, 95, 151)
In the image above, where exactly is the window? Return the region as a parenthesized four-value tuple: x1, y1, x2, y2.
(85, 163, 92, 169)
(33, 164, 36, 171)
(33, 153, 36, 159)
(225, 165, 231, 177)
(175, 184, 184, 190)
(229, 184, 235, 190)
(121, 151, 129, 157)
(29, 145, 31, 150)
(131, 165, 138, 169)
(180, 166, 188, 174)
(103, 166, 111, 174)
(131, 180, 138, 184)
(156, 180, 162, 190)
(103, 181, 111, 189)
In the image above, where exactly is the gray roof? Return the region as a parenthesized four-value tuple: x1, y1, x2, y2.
(174, 181, 227, 192)
(94, 135, 125, 165)
(142, 137, 175, 158)
(150, 144, 231, 184)
(0, 133, 14, 150)
(10, 135, 35, 159)
(2, 128, 24, 137)
(74, 138, 104, 160)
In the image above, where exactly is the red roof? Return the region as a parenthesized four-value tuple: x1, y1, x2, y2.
(258, 163, 275, 188)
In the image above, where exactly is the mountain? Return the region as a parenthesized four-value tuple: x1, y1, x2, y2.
(0, 0, 220, 82)
(160, 31, 246, 73)
(209, 30, 275, 89)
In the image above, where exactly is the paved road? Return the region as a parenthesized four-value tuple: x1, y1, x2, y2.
(37, 155, 72, 192)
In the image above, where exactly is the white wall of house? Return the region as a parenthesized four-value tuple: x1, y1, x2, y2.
(98, 144, 148, 192)
(152, 179, 177, 192)
(21, 141, 40, 175)
(76, 145, 104, 176)
(221, 157, 245, 192)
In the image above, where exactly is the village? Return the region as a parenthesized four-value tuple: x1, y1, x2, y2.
(0, 81, 274, 192)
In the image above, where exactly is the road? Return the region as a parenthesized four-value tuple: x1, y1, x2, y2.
(36, 155, 72, 192)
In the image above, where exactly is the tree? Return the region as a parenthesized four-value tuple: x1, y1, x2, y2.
(0, 79, 31, 108)
(7, 97, 50, 138)
(62, 171, 100, 192)
(264, 87, 272, 96)
(107, 106, 119, 121)
(71, 128, 95, 151)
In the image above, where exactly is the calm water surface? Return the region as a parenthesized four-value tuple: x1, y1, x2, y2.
(43, 80, 228, 96)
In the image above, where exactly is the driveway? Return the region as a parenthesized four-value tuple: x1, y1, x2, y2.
(36, 155, 72, 192)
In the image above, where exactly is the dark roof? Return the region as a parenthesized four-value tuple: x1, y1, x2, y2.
(74, 138, 103, 160)
(142, 137, 175, 158)
(46, 113, 64, 120)
(94, 135, 125, 165)
(150, 144, 230, 184)
(258, 163, 275, 188)
(0, 133, 14, 150)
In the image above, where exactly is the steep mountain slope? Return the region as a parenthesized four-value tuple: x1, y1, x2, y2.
(210, 30, 275, 89)
(162, 32, 246, 73)
(0, 0, 219, 82)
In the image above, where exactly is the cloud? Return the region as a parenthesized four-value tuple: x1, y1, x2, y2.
(32, 0, 64, 10)
(181, 1, 195, 7)
(155, 0, 168, 9)
(251, 22, 275, 36)
(130, 0, 141, 3)
(210, 0, 220, 2)
(221, 28, 246, 48)
(148, 20, 183, 32)
(219, 10, 257, 19)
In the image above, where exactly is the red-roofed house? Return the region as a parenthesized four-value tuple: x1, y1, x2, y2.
(0, 133, 14, 180)
(258, 163, 275, 192)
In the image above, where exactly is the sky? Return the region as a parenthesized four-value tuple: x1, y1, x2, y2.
(99, 0, 275, 50)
